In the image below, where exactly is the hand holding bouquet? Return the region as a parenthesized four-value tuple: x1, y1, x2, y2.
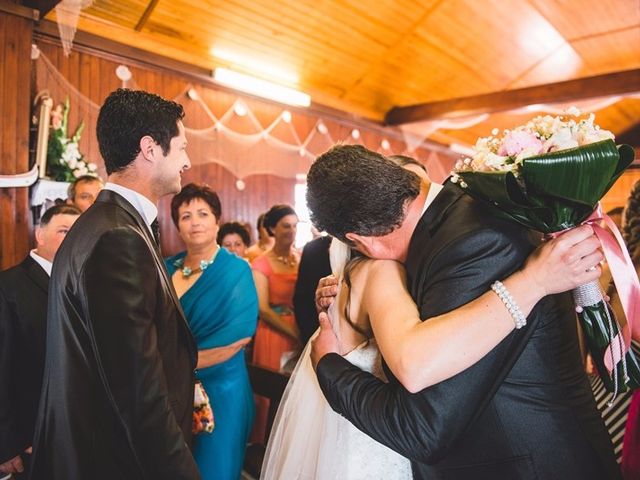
(453, 109, 639, 396)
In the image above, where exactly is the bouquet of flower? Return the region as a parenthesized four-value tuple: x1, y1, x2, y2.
(192, 380, 215, 435)
(453, 108, 639, 395)
(47, 98, 98, 182)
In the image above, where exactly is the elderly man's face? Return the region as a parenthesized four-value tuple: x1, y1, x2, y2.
(73, 180, 103, 212)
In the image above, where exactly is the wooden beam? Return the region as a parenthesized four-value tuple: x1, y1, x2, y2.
(135, 0, 159, 31)
(0, 0, 38, 20)
(385, 69, 640, 125)
(21, 0, 58, 18)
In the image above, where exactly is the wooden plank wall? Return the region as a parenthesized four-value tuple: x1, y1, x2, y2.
(35, 37, 443, 257)
(0, 7, 34, 270)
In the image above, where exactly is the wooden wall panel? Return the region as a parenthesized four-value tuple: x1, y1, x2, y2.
(0, 8, 33, 270)
(602, 169, 640, 213)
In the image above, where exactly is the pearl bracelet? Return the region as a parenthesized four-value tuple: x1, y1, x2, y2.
(491, 280, 527, 329)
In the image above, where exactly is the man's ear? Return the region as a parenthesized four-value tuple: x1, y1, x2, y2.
(34, 226, 44, 248)
(345, 232, 373, 257)
(139, 135, 157, 162)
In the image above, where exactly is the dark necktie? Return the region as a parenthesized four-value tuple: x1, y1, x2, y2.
(151, 218, 161, 247)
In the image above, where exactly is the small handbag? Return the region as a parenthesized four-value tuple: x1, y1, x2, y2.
(192, 380, 215, 435)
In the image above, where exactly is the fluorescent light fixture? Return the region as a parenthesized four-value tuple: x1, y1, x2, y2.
(210, 48, 299, 84)
(213, 67, 311, 107)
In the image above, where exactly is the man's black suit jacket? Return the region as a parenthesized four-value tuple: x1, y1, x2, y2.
(29, 190, 200, 480)
(293, 235, 332, 344)
(0, 256, 49, 467)
(317, 182, 619, 479)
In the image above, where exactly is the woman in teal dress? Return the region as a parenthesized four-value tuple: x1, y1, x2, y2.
(166, 183, 258, 480)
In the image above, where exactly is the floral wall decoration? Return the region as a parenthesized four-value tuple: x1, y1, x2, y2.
(46, 97, 99, 181)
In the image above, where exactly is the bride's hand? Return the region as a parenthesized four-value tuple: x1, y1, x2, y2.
(315, 275, 339, 311)
(522, 225, 603, 297)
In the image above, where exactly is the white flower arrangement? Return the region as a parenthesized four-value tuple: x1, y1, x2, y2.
(453, 108, 615, 181)
(47, 98, 99, 182)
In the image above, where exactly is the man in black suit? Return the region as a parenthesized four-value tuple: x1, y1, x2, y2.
(0, 204, 80, 478)
(30, 89, 200, 479)
(293, 235, 332, 344)
(306, 145, 619, 479)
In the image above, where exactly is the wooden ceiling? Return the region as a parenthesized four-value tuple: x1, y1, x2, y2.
(43, 0, 640, 148)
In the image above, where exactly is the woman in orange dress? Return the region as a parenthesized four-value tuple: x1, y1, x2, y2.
(250, 204, 300, 442)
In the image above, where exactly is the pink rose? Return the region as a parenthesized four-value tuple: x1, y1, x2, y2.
(498, 131, 543, 157)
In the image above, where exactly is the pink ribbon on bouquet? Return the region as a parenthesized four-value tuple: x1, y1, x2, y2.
(583, 203, 640, 372)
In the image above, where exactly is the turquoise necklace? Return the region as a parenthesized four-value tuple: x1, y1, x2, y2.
(174, 246, 219, 278)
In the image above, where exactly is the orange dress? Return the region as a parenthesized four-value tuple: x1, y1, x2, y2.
(251, 254, 298, 370)
(250, 254, 298, 443)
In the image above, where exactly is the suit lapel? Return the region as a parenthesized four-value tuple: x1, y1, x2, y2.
(21, 255, 49, 294)
(405, 181, 467, 302)
(96, 190, 198, 360)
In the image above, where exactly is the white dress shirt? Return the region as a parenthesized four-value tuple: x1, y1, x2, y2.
(103, 182, 158, 237)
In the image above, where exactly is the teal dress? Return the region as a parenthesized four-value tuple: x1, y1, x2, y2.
(166, 249, 258, 480)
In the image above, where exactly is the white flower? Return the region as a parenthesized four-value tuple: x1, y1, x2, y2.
(566, 106, 581, 116)
(77, 160, 86, 169)
(73, 169, 83, 178)
(484, 152, 509, 170)
(67, 158, 78, 169)
(88, 163, 98, 172)
(543, 127, 579, 152)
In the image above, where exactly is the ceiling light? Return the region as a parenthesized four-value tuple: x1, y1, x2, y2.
(210, 48, 298, 84)
(213, 68, 311, 107)
(351, 128, 360, 139)
(282, 110, 292, 123)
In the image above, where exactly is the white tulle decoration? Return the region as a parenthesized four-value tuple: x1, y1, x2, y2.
(55, 0, 93, 57)
(329, 237, 351, 279)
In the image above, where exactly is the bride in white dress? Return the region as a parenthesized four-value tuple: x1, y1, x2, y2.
(262, 226, 603, 480)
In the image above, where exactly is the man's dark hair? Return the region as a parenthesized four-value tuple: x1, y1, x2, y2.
(388, 154, 428, 174)
(170, 183, 222, 227)
(306, 145, 421, 243)
(217, 221, 251, 247)
(96, 89, 185, 175)
(67, 175, 104, 201)
(40, 204, 81, 227)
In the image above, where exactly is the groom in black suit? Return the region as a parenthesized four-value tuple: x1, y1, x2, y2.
(30, 89, 200, 479)
(306, 145, 619, 480)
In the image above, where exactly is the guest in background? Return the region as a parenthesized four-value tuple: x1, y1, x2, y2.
(217, 221, 251, 259)
(608, 206, 624, 231)
(250, 204, 300, 443)
(293, 235, 332, 345)
(620, 180, 640, 479)
(0, 205, 80, 479)
(246, 213, 275, 263)
(166, 183, 258, 480)
(66, 174, 104, 212)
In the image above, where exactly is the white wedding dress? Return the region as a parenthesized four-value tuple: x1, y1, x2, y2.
(261, 332, 412, 479)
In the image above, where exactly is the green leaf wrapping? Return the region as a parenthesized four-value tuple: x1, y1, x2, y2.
(457, 140, 636, 233)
